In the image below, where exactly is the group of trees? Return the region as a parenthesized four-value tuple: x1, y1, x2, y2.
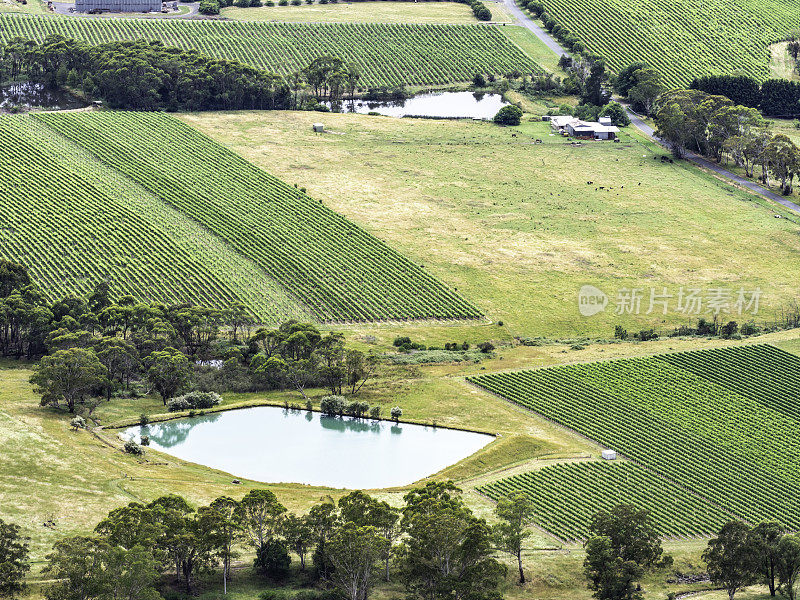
(0, 262, 377, 414)
(614, 62, 666, 116)
(4, 35, 290, 111)
(0, 482, 526, 600)
(2, 36, 368, 111)
(689, 74, 800, 118)
(703, 521, 800, 600)
(653, 89, 800, 193)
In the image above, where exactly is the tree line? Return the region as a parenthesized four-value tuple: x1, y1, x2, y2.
(653, 89, 800, 193)
(0, 261, 378, 415)
(690, 74, 800, 118)
(0, 482, 541, 600)
(1, 36, 372, 111)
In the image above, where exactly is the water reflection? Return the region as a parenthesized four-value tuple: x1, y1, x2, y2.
(336, 91, 509, 119)
(122, 405, 491, 488)
(0, 82, 87, 112)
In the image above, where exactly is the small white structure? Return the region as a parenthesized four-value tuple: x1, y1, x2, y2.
(312, 123, 325, 133)
(601, 449, 617, 460)
(549, 115, 620, 140)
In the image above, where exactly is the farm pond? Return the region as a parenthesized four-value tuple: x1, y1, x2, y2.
(0, 82, 86, 112)
(338, 91, 508, 119)
(122, 406, 493, 488)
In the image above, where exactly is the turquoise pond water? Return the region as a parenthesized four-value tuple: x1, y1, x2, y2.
(122, 406, 493, 489)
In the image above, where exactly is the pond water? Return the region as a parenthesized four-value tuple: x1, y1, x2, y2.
(341, 91, 508, 119)
(122, 406, 493, 488)
(0, 82, 86, 112)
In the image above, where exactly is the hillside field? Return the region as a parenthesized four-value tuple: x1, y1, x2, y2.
(469, 344, 800, 533)
(0, 111, 479, 322)
(531, 0, 800, 87)
(220, 0, 515, 23)
(0, 13, 541, 88)
(184, 110, 800, 339)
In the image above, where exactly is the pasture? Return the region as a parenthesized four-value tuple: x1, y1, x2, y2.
(184, 111, 800, 338)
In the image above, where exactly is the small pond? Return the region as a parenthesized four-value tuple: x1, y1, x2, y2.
(0, 82, 86, 112)
(341, 91, 508, 119)
(122, 406, 493, 488)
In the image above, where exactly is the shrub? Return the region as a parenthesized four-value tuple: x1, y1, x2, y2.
(599, 101, 630, 126)
(291, 0, 301, 4)
(278, 0, 287, 5)
(473, 73, 487, 87)
(370, 405, 381, 419)
(477, 341, 495, 353)
(254, 540, 291, 580)
(139, 413, 149, 426)
(198, 0, 220, 13)
(167, 391, 222, 412)
(250, 0, 263, 5)
(140, 435, 150, 446)
(233, 0, 249, 7)
(391, 406, 402, 422)
(305, 400, 313, 412)
(494, 105, 523, 125)
(614, 325, 629, 340)
(320, 395, 346, 417)
(70, 416, 86, 431)
(124, 440, 143, 455)
(474, 5, 491, 20)
(393, 336, 412, 347)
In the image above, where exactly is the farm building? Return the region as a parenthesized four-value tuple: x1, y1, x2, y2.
(75, 0, 161, 12)
(549, 115, 619, 140)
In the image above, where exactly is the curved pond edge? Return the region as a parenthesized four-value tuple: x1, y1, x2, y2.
(102, 397, 499, 439)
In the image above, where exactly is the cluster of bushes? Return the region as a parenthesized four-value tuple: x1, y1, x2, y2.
(319, 395, 402, 421)
(393, 336, 426, 351)
(614, 319, 760, 342)
(494, 104, 523, 125)
(167, 391, 223, 412)
(689, 74, 800, 117)
(463, 0, 492, 20)
(394, 337, 495, 354)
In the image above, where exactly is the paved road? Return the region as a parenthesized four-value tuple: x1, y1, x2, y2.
(498, 0, 800, 215)
(499, 0, 567, 56)
(626, 109, 800, 214)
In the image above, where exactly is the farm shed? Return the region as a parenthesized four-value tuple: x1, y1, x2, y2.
(549, 115, 619, 140)
(75, 0, 161, 12)
(601, 449, 617, 460)
(312, 123, 325, 133)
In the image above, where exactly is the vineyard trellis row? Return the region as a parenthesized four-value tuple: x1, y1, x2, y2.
(478, 461, 733, 541)
(536, 0, 797, 88)
(468, 344, 800, 534)
(11, 111, 480, 323)
(0, 13, 542, 88)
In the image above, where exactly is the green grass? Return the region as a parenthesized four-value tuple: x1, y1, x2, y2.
(478, 461, 733, 541)
(21, 111, 479, 322)
(0, 13, 541, 88)
(469, 344, 800, 527)
(221, 0, 513, 24)
(535, 0, 799, 87)
(183, 111, 800, 339)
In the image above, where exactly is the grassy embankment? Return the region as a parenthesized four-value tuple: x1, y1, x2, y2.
(221, 0, 514, 24)
(183, 111, 800, 340)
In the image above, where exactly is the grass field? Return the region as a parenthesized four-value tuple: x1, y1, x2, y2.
(0, 13, 541, 88)
(14, 111, 478, 322)
(183, 110, 800, 339)
(469, 344, 800, 528)
(533, 0, 800, 87)
(221, 0, 514, 23)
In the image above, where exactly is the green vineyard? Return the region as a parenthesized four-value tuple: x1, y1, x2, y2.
(0, 14, 541, 88)
(478, 461, 732, 541)
(0, 112, 480, 322)
(535, 0, 798, 87)
(468, 345, 800, 535)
